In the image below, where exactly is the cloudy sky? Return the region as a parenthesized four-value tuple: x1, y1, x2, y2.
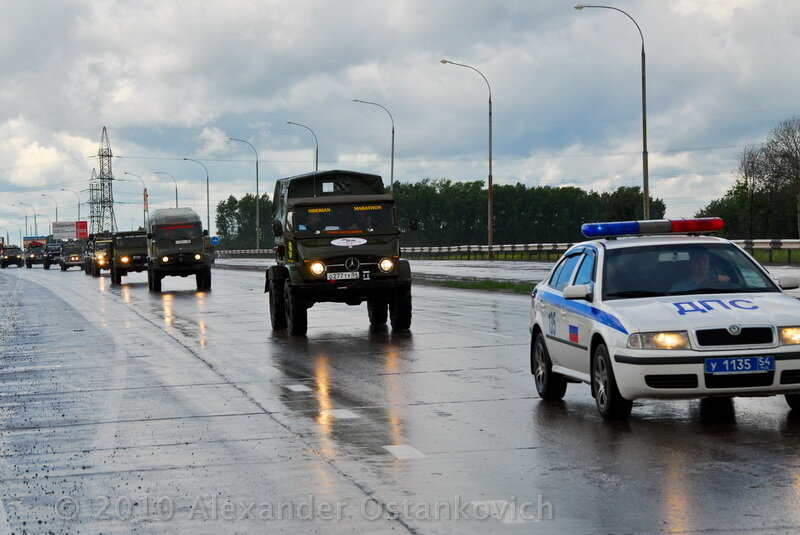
(0, 0, 797, 240)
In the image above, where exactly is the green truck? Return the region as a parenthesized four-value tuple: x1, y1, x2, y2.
(266, 170, 412, 336)
(84, 234, 112, 277)
(147, 207, 213, 292)
(110, 231, 148, 284)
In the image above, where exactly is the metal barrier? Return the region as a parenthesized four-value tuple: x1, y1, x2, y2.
(215, 240, 800, 262)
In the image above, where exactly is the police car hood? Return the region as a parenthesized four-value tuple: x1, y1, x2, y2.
(608, 292, 800, 332)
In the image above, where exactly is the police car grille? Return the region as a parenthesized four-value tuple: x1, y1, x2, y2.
(695, 328, 773, 346)
(780, 370, 800, 385)
(645, 374, 698, 389)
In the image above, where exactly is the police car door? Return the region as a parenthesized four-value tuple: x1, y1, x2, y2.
(543, 252, 584, 370)
(561, 249, 597, 375)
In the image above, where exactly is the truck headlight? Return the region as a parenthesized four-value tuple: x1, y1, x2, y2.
(97, 259, 105, 266)
(780, 327, 800, 345)
(120, 256, 130, 263)
(162, 256, 170, 263)
(309, 261, 326, 276)
(378, 258, 394, 272)
(194, 253, 202, 260)
(628, 332, 690, 350)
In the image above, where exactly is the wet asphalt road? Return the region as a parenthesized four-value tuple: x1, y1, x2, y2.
(2, 266, 800, 534)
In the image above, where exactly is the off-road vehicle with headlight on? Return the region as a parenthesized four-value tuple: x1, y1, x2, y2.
(147, 207, 212, 292)
(110, 231, 148, 284)
(25, 243, 45, 268)
(1, 247, 24, 268)
(84, 234, 112, 277)
(59, 242, 84, 271)
(42, 243, 62, 270)
(266, 169, 412, 336)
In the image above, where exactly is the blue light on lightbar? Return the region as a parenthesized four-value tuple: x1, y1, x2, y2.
(581, 221, 639, 237)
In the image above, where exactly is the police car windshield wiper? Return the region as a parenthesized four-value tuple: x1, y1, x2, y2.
(605, 290, 667, 298)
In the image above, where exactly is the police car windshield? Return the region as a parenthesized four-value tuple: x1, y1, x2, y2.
(603, 243, 779, 300)
(296, 203, 393, 234)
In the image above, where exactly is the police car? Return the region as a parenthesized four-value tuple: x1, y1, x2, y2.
(530, 218, 800, 420)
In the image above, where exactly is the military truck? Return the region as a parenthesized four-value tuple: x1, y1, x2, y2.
(25, 242, 45, 268)
(110, 231, 148, 284)
(266, 170, 412, 336)
(58, 242, 84, 271)
(42, 243, 62, 270)
(1, 246, 24, 268)
(84, 234, 112, 277)
(146, 207, 212, 292)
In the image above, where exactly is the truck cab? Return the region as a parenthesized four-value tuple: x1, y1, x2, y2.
(266, 170, 412, 335)
(84, 234, 112, 277)
(147, 207, 212, 292)
(110, 231, 148, 284)
(43, 243, 62, 270)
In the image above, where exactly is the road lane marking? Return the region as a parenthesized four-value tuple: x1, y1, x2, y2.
(322, 409, 359, 419)
(383, 445, 426, 459)
(285, 384, 312, 392)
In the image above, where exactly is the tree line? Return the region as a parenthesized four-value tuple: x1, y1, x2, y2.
(697, 116, 800, 239)
(215, 182, 665, 249)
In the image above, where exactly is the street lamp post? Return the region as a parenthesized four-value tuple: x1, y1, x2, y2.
(41, 194, 58, 235)
(575, 4, 650, 218)
(440, 58, 494, 259)
(228, 138, 261, 249)
(12, 204, 28, 237)
(0, 228, 9, 245)
(154, 172, 179, 207)
(17, 202, 37, 237)
(287, 122, 319, 172)
(60, 188, 81, 223)
(352, 99, 395, 188)
(183, 158, 210, 234)
(123, 172, 148, 230)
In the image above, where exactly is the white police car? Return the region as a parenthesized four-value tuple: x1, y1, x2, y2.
(530, 218, 800, 419)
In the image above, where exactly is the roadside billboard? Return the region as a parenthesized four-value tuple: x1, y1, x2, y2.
(52, 221, 89, 240)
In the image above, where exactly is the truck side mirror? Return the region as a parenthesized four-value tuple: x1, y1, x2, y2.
(273, 220, 283, 236)
(203, 229, 209, 237)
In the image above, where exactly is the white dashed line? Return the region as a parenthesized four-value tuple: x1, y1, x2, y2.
(322, 409, 359, 419)
(285, 384, 312, 392)
(383, 445, 426, 459)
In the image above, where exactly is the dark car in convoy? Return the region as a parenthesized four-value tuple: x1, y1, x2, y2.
(266, 170, 412, 336)
(110, 231, 148, 284)
(84, 234, 112, 277)
(1, 247, 24, 268)
(42, 243, 62, 270)
(25, 244, 45, 268)
(147, 207, 212, 292)
(59, 242, 84, 271)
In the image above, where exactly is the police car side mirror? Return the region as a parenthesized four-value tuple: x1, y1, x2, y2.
(563, 284, 592, 301)
(778, 276, 800, 290)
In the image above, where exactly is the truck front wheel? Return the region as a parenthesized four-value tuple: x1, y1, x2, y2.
(284, 280, 307, 336)
(196, 267, 211, 291)
(148, 266, 162, 292)
(367, 296, 388, 325)
(111, 265, 122, 285)
(389, 285, 412, 330)
(269, 278, 287, 330)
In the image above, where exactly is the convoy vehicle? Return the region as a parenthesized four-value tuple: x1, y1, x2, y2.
(147, 207, 212, 292)
(84, 234, 112, 277)
(42, 243, 62, 270)
(58, 242, 84, 271)
(1, 247, 24, 268)
(266, 170, 412, 336)
(25, 243, 45, 268)
(530, 217, 800, 420)
(110, 231, 148, 284)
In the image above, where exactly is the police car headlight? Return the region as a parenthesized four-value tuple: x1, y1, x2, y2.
(780, 327, 800, 345)
(309, 261, 326, 276)
(628, 332, 690, 350)
(378, 258, 395, 273)
(120, 256, 130, 263)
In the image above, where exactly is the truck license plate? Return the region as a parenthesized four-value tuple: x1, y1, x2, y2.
(328, 272, 359, 280)
(704, 356, 774, 375)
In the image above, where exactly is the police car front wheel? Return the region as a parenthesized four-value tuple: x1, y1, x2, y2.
(592, 343, 632, 420)
(531, 333, 567, 400)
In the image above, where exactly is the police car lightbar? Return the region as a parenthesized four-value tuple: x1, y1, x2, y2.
(581, 217, 724, 238)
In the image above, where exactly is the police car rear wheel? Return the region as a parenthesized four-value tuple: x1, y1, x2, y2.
(532, 333, 567, 400)
(786, 394, 800, 411)
(592, 343, 632, 420)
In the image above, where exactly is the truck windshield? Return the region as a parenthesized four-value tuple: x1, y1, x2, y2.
(603, 243, 779, 300)
(63, 245, 82, 253)
(115, 236, 147, 248)
(154, 224, 202, 240)
(296, 203, 394, 233)
(95, 242, 110, 252)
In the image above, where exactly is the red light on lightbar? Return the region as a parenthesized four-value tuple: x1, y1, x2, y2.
(669, 218, 724, 233)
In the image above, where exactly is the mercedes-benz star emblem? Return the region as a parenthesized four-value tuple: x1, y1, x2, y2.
(727, 324, 742, 335)
(345, 257, 360, 272)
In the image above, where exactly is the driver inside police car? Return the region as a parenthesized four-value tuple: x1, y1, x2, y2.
(670, 249, 731, 292)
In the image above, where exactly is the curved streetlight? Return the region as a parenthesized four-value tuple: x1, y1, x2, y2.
(575, 4, 649, 218)
(16, 202, 37, 237)
(41, 194, 58, 223)
(440, 58, 494, 258)
(60, 188, 81, 223)
(228, 137, 261, 249)
(12, 204, 28, 237)
(0, 227, 9, 245)
(183, 158, 210, 233)
(353, 99, 395, 188)
(154, 171, 179, 208)
(38, 215, 51, 237)
(287, 122, 319, 172)
(123, 172, 148, 230)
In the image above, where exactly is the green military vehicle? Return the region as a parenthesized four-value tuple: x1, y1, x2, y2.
(110, 231, 148, 284)
(84, 234, 112, 277)
(58, 242, 84, 271)
(266, 170, 412, 336)
(147, 207, 212, 292)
